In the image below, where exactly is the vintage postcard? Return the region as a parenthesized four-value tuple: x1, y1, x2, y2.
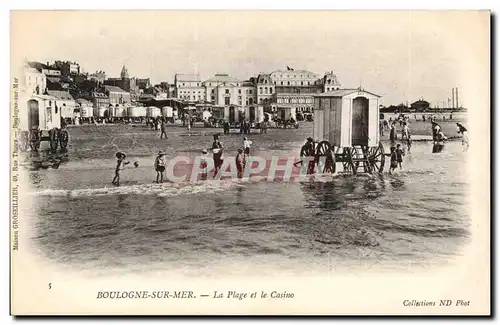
(10, 10, 490, 315)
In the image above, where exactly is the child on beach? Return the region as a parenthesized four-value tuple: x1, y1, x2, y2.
(200, 149, 209, 180)
(243, 137, 252, 157)
(154, 150, 166, 183)
(389, 147, 397, 174)
(112, 152, 130, 186)
(236, 148, 245, 179)
(395, 144, 405, 169)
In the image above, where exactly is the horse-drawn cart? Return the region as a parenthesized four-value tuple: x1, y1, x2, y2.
(302, 88, 386, 175)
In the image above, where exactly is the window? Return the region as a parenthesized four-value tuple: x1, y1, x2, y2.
(274, 81, 276, 85)
(238, 96, 242, 100)
(197, 83, 200, 86)
(259, 87, 262, 94)
(238, 89, 241, 94)
(249, 89, 253, 94)
(211, 89, 215, 94)
(246, 100, 249, 105)
(281, 81, 283, 85)
(225, 89, 229, 94)
(264, 79, 267, 84)
(211, 96, 215, 101)
(270, 87, 273, 93)
(238, 100, 242, 105)
(287, 81, 290, 86)
(224, 97, 230, 105)
(249, 98, 253, 105)
(301, 81, 303, 85)
(182, 83, 185, 86)
(264, 87, 268, 94)
(308, 81, 310, 85)
(259, 98, 263, 103)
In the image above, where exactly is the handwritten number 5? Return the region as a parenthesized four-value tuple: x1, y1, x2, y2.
(48, 283, 51, 289)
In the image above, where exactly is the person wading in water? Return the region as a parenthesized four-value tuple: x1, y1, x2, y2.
(211, 134, 223, 178)
(299, 137, 316, 174)
(456, 123, 469, 148)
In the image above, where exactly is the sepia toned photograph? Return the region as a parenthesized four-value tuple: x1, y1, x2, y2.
(10, 10, 490, 315)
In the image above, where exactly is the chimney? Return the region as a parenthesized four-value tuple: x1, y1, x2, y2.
(456, 87, 459, 108)
(452, 88, 455, 108)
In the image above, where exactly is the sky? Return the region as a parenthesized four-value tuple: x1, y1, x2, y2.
(11, 10, 489, 107)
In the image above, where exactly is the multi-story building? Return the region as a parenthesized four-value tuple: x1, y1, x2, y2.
(52, 61, 81, 77)
(269, 69, 340, 115)
(104, 85, 131, 105)
(270, 69, 319, 87)
(174, 73, 205, 102)
(202, 73, 241, 106)
(241, 80, 257, 107)
(24, 67, 47, 96)
(136, 78, 151, 90)
(321, 71, 341, 92)
(91, 92, 109, 108)
(253, 73, 274, 106)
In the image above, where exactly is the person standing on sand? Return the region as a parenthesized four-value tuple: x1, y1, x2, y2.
(154, 150, 166, 183)
(112, 152, 130, 186)
(200, 149, 209, 180)
(236, 148, 245, 179)
(160, 119, 168, 139)
(431, 121, 441, 142)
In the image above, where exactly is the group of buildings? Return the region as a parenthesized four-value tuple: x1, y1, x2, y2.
(18, 59, 344, 131)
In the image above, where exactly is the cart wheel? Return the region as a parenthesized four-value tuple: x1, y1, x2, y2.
(368, 142, 386, 173)
(59, 129, 69, 152)
(315, 141, 336, 174)
(362, 145, 372, 173)
(342, 147, 352, 172)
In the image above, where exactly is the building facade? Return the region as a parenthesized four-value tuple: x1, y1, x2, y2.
(92, 92, 110, 108)
(270, 69, 319, 87)
(46, 90, 78, 119)
(104, 85, 131, 105)
(24, 67, 47, 96)
(174, 73, 205, 102)
(321, 71, 341, 92)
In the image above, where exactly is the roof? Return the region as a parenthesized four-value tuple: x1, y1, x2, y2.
(76, 98, 92, 105)
(92, 92, 109, 98)
(315, 88, 381, 98)
(46, 77, 61, 83)
(203, 74, 240, 84)
(271, 69, 318, 76)
(46, 90, 75, 101)
(256, 74, 273, 84)
(175, 73, 201, 82)
(27, 61, 51, 71)
(104, 85, 128, 93)
(24, 67, 43, 75)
